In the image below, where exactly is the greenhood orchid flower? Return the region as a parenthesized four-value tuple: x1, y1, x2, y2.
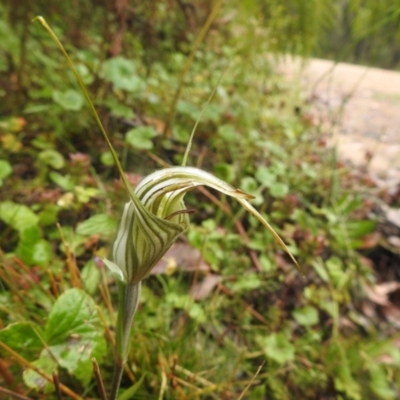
(103, 165, 302, 400)
(104, 166, 302, 284)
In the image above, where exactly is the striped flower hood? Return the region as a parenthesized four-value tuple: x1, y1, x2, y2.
(104, 166, 301, 284)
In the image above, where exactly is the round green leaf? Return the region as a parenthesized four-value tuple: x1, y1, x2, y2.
(52, 89, 84, 111)
(176, 100, 200, 120)
(104, 98, 135, 119)
(81, 259, 102, 294)
(20, 225, 42, 243)
(126, 126, 158, 150)
(0, 159, 12, 183)
(0, 201, 39, 232)
(0, 322, 43, 359)
(214, 163, 236, 183)
(255, 166, 276, 187)
(259, 332, 295, 364)
(49, 172, 74, 191)
(292, 306, 319, 326)
(172, 125, 190, 144)
(38, 149, 65, 169)
(39, 204, 59, 226)
(270, 182, 289, 198)
(76, 213, 117, 236)
(45, 288, 107, 385)
(100, 150, 114, 166)
(17, 231, 52, 267)
(100, 57, 145, 92)
(31, 240, 52, 266)
(75, 63, 94, 85)
(240, 176, 263, 205)
(217, 124, 239, 142)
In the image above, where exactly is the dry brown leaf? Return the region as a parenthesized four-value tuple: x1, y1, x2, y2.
(190, 274, 222, 300)
(383, 206, 400, 228)
(151, 242, 210, 276)
(382, 304, 400, 328)
(142, 116, 166, 135)
(359, 232, 381, 249)
(361, 301, 377, 320)
(387, 235, 400, 248)
(364, 281, 400, 306)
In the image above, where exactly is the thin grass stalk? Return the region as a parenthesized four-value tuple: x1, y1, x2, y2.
(32, 17, 141, 207)
(92, 358, 108, 400)
(0, 386, 35, 400)
(163, 0, 223, 136)
(53, 371, 63, 400)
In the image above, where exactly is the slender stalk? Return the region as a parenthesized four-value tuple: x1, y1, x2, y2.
(163, 0, 223, 136)
(110, 282, 141, 400)
(53, 371, 63, 400)
(0, 386, 34, 400)
(32, 17, 143, 213)
(92, 358, 108, 400)
(182, 62, 228, 167)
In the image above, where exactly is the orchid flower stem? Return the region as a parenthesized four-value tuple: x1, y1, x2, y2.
(110, 281, 141, 400)
(32, 16, 139, 206)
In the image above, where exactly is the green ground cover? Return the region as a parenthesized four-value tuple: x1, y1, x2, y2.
(0, 2, 399, 399)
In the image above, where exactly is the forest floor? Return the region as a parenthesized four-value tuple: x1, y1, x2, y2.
(280, 57, 400, 192)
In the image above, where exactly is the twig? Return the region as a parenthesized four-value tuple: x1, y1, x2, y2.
(0, 357, 14, 386)
(157, 354, 167, 400)
(47, 267, 60, 298)
(218, 284, 267, 324)
(57, 223, 81, 288)
(174, 364, 215, 387)
(97, 305, 116, 347)
(0, 386, 34, 400)
(237, 363, 264, 400)
(0, 341, 83, 400)
(13, 257, 55, 298)
(92, 358, 108, 400)
(99, 268, 116, 322)
(53, 371, 63, 400)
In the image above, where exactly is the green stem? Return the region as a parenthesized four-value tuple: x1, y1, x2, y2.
(181, 63, 228, 167)
(32, 17, 141, 209)
(110, 281, 141, 400)
(162, 0, 223, 136)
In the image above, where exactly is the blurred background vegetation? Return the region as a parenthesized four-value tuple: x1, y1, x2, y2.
(1, 1, 400, 399)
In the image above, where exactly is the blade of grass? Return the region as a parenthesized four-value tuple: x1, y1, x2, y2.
(163, 0, 224, 136)
(182, 62, 229, 167)
(32, 16, 141, 207)
(237, 363, 264, 400)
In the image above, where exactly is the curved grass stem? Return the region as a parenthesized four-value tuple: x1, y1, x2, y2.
(32, 16, 140, 209)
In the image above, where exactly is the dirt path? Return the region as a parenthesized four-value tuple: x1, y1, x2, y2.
(279, 58, 400, 188)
